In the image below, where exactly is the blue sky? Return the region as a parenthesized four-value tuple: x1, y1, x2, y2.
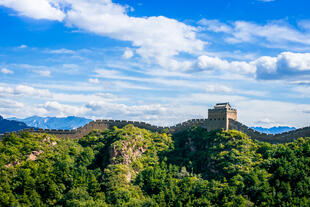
(0, 0, 310, 128)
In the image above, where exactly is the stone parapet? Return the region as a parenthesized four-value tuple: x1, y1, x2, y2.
(1, 118, 309, 143)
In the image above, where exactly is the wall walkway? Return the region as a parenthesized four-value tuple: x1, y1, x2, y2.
(1, 119, 309, 143)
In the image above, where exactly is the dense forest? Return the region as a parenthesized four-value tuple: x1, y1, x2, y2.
(0, 124, 310, 206)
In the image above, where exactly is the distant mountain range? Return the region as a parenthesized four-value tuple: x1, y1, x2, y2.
(251, 126, 296, 134)
(8, 116, 93, 130)
(0, 115, 30, 134)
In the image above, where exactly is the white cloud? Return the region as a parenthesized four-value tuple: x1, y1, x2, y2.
(42, 101, 88, 117)
(0, 98, 24, 108)
(156, 58, 193, 71)
(253, 118, 280, 128)
(205, 84, 232, 93)
(85, 101, 169, 122)
(52, 92, 120, 103)
(94, 68, 218, 89)
(0, 85, 14, 94)
(0, 0, 65, 21)
(35, 70, 51, 77)
(254, 52, 310, 79)
(94, 68, 122, 79)
(0, 83, 125, 104)
(122, 48, 134, 59)
(292, 85, 310, 98)
(298, 20, 310, 31)
(198, 56, 226, 70)
(257, 0, 275, 2)
(47, 48, 75, 54)
(14, 85, 52, 97)
(88, 78, 100, 84)
(277, 52, 310, 71)
(253, 56, 277, 74)
(1, 68, 14, 74)
(64, 0, 204, 69)
(198, 19, 232, 33)
(200, 19, 310, 48)
(197, 52, 310, 80)
(0, 84, 51, 97)
(0, 0, 204, 70)
(227, 21, 310, 46)
(236, 99, 310, 128)
(197, 55, 256, 74)
(18, 44, 27, 48)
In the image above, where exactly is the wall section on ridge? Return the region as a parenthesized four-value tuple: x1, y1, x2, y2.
(1, 118, 310, 143)
(229, 119, 310, 143)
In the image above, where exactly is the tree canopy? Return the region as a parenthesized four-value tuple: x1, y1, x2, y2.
(1, 125, 310, 206)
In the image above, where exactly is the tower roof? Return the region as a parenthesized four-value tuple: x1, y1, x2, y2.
(214, 102, 231, 109)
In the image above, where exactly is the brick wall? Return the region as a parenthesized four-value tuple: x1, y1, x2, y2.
(1, 118, 309, 143)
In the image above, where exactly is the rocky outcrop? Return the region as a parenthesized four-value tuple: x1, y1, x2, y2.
(109, 133, 147, 165)
(27, 150, 43, 161)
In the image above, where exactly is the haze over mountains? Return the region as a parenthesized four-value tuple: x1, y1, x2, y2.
(251, 126, 296, 134)
(8, 116, 92, 130)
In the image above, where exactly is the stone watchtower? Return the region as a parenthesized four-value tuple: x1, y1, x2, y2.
(207, 103, 237, 131)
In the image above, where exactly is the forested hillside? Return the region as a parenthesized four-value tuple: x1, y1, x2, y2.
(1, 125, 310, 206)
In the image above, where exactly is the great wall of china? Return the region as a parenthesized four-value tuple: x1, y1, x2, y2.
(1, 103, 309, 143)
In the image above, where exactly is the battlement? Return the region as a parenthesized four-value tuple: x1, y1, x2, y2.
(208, 102, 237, 130)
(0, 103, 309, 143)
(228, 119, 310, 143)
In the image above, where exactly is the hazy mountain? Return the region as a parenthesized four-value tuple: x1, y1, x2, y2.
(251, 126, 296, 134)
(0, 115, 30, 133)
(8, 116, 92, 130)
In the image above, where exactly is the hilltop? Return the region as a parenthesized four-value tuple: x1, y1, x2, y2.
(1, 125, 310, 206)
(0, 115, 30, 133)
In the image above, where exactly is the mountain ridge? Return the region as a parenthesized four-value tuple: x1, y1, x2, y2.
(8, 116, 92, 130)
(251, 126, 296, 134)
(0, 115, 31, 133)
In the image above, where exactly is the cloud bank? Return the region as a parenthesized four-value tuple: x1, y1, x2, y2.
(197, 52, 310, 80)
(199, 18, 310, 48)
(0, 0, 204, 69)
